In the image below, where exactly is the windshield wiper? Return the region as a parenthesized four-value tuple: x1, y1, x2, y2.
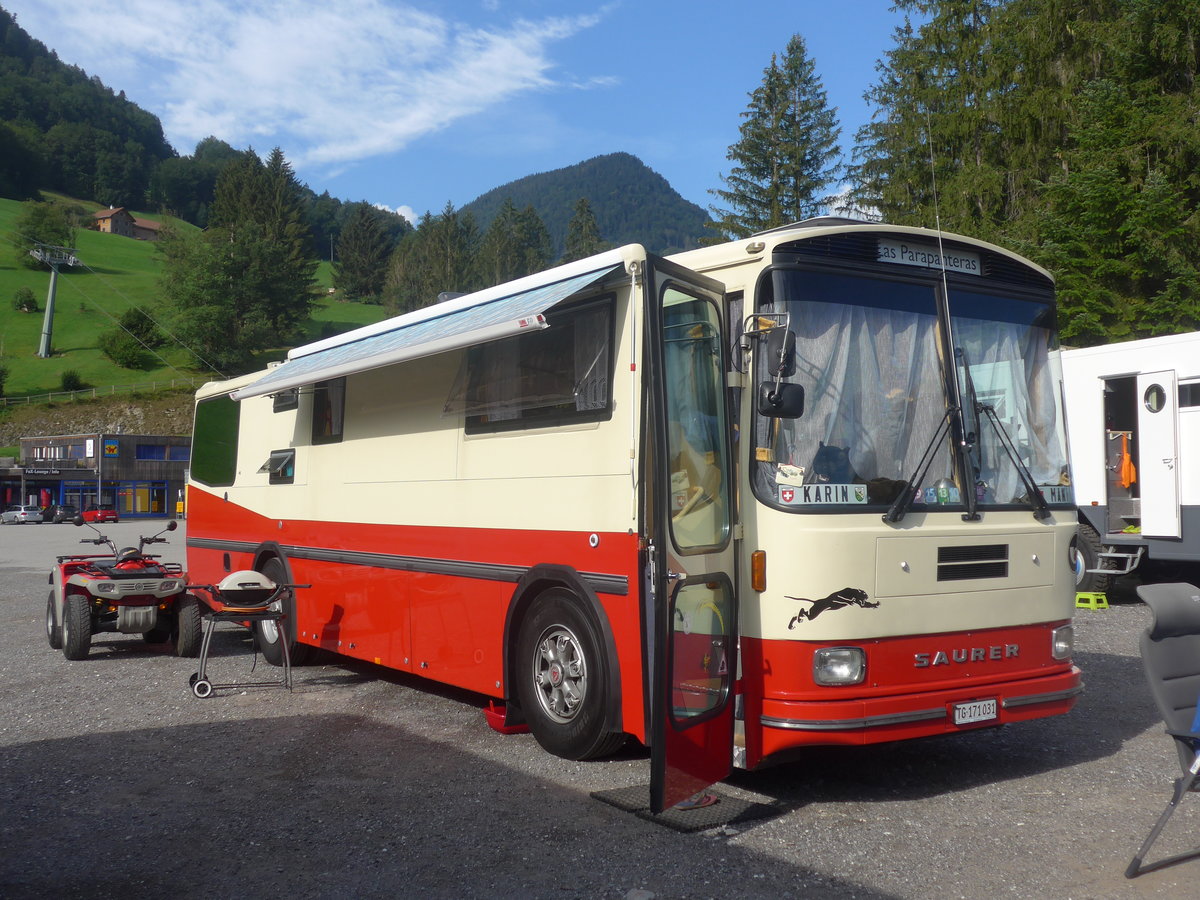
(954, 348, 982, 522)
(955, 346, 1050, 522)
(883, 408, 954, 524)
(976, 404, 1052, 520)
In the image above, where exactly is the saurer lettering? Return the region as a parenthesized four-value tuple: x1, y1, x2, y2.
(914, 644, 1020, 667)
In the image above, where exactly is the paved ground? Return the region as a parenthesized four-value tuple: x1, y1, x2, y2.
(1, 519, 1198, 898)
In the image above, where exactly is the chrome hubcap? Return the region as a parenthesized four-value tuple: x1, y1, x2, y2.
(532, 626, 587, 724)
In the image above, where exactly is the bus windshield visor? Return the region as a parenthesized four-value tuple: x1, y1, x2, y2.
(949, 289, 1069, 507)
(752, 270, 950, 509)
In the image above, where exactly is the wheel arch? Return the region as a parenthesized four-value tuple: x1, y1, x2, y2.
(504, 564, 624, 732)
(251, 541, 295, 581)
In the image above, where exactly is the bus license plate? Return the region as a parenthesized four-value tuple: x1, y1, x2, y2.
(953, 699, 997, 725)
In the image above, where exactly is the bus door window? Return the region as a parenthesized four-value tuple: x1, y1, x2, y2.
(662, 289, 731, 550)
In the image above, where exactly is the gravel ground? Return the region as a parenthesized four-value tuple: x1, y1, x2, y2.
(1, 520, 1198, 899)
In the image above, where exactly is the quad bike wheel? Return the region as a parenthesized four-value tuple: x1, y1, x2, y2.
(62, 593, 93, 661)
(174, 594, 203, 658)
(46, 591, 62, 650)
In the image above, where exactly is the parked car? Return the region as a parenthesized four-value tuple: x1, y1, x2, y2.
(81, 503, 119, 523)
(2, 504, 44, 524)
(42, 504, 79, 524)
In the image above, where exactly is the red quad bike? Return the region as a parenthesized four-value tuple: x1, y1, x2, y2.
(46, 517, 202, 660)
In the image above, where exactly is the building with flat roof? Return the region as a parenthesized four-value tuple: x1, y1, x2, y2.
(2, 432, 190, 518)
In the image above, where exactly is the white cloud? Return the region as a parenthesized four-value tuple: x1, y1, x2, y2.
(5, 0, 608, 172)
(376, 202, 416, 225)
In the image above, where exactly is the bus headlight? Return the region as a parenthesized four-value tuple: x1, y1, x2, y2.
(813, 647, 866, 685)
(1052, 624, 1074, 660)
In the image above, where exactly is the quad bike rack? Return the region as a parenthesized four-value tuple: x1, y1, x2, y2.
(187, 571, 303, 698)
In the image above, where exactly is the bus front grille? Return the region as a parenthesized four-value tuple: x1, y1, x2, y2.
(937, 544, 1009, 581)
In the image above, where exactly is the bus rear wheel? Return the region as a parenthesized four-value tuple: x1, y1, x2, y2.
(515, 590, 624, 760)
(254, 557, 311, 667)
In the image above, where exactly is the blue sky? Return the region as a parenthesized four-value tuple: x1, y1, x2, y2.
(6, 0, 910, 223)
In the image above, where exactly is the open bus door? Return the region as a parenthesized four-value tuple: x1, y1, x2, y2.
(643, 255, 739, 814)
(1137, 370, 1181, 537)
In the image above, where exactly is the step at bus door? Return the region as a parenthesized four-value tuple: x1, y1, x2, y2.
(1137, 370, 1180, 538)
(643, 254, 738, 815)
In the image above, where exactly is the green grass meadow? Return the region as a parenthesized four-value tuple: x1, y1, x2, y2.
(0, 196, 387, 398)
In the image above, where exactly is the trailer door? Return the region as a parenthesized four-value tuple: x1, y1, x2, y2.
(1137, 370, 1181, 537)
(644, 255, 738, 814)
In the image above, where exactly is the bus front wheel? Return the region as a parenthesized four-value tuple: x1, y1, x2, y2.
(515, 590, 624, 760)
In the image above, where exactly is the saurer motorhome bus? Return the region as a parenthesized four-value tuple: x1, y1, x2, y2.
(186, 219, 1081, 810)
(1061, 331, 1200, 591)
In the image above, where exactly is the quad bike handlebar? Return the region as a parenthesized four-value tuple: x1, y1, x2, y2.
(72, 516, 179, 557)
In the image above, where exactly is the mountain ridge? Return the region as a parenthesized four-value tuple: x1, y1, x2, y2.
(460, 152, 710, 256)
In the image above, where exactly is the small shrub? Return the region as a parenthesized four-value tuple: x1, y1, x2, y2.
(60, 370, 85, 391)
(12, 286, 38, 313)
(98, 329, 153, 369)
(0, 363, 9, 397)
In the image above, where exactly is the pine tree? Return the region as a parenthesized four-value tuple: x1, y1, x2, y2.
(851, 1, 1010, 236)
(708, 34, 841, 240)
(334, 203, 392, 300)
(383, 203, 480, 314)
(475, 199, 552, 285)
(514, 204, 552, 275)
(160, 147, 318, 371)
(562, 197, 606, 261)
(476, 198, 523, 286)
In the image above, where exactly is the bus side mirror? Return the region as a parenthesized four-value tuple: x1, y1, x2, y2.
(757, 382, 805, 418)
(766, 328, 796, 377)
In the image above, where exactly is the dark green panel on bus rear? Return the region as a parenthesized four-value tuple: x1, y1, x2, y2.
(191, 395, 240, 487)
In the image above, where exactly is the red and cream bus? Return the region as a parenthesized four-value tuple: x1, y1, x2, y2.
(186, 218, 1080, 810)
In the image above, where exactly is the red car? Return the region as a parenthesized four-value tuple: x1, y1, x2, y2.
(81, 503, 119, 523)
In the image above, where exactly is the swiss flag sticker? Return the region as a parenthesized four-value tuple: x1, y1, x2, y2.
(781, 488, 795, 503)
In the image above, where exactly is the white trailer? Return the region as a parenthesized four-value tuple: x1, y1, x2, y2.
(1061, 332, 1200, 588)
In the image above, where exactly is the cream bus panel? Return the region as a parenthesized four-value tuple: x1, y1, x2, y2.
(220, 299, 639, 536)
(874, 531, 1059, 597)
(745, 509, 1075, 642)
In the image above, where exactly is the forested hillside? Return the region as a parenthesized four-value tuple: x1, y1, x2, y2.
(462, 153, 710, 255)
(0, 8, 708, 266)
(851, 0, 1200, 346)
(0, 8, 172, 205)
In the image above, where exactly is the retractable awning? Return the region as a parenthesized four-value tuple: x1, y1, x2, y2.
(230, 256, 626, 401)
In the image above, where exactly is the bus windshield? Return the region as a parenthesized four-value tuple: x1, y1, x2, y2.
(752, 269, 1068, 512)
(949, 288, 1068, 507)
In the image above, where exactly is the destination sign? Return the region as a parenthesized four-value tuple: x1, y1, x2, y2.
(878, 238, 981, 276)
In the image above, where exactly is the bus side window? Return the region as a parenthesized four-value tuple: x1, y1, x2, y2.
(446, 297, 615, 433)
(312, 378, 346, 445)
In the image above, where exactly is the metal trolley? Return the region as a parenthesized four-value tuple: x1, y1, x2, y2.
(187, 570, 301, 699)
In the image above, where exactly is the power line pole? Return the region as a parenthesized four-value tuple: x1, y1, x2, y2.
(30, 243, 80, 359)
